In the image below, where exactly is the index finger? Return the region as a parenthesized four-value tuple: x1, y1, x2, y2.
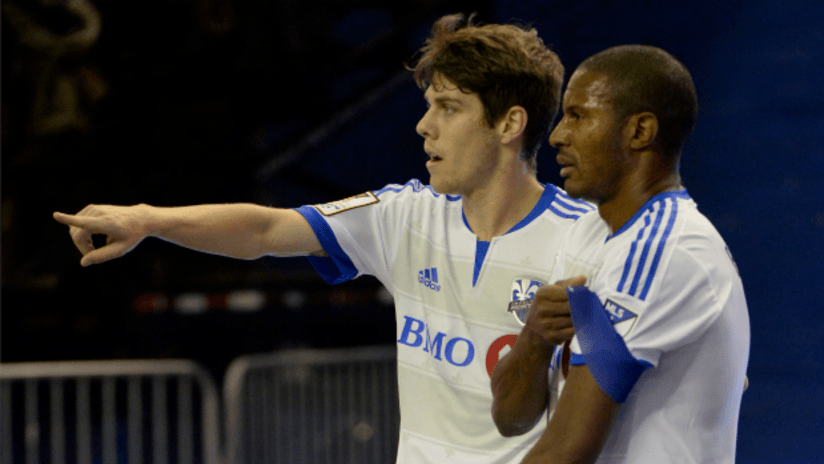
(53, 211, 111, 234)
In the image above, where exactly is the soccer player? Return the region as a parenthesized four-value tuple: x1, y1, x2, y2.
(490, 45, 751, 463)
(54, 14, 594, 463)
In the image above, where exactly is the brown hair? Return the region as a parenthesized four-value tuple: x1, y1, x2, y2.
(411, 13, 564, 173)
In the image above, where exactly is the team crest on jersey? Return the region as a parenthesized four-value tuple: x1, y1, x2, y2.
(603, 299, 638, 337)
(313, 191, 379, 216)
(507, 279, 546, 325)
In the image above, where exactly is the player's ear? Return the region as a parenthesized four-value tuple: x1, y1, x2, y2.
(627, 112, 658, 150)
(499, 105, 528, 145)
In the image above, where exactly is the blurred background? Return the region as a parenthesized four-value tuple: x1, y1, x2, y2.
(2, 0, 822, 461)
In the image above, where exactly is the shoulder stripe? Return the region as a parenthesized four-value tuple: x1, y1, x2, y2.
(507, 185, 594, 234)
(547, 202, 586, 220)
(617, 214, 652, 293)
(617, 198, 680, 301)
(372, 179, 424, 196)
(628, 202, 667, 296)
(372, 179, 460, 201)
(545, 186, 595, 220)
(553, 196, 594, 215)
(547, 185, 596, 212)
(639, 198, 679, 300)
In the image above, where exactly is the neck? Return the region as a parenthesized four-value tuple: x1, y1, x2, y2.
(462, 167, 544, 241)
(598, 155, 682, 233)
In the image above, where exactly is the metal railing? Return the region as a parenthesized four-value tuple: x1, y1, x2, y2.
(0, 347, 399, 464)
(0, 360, 221, 464)
(223, 346, 400, 464)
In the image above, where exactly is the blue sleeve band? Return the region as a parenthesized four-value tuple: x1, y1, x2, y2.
(294, 206, 358, 285)
(566, 286, 651, 403)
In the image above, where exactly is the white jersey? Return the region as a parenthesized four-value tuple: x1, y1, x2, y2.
(548, 190, 750, 463)
(296, 179, 593, 464)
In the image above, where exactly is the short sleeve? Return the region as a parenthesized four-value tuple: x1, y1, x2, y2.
(566, 286, 652, 402)
(568, 239, 725, 401)
(294, 180, 427, 289)
(604, 245, 723, 366)
(295, 205, 359, 285)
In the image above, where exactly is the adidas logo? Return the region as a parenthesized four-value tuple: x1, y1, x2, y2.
(417, 267, 441, 292)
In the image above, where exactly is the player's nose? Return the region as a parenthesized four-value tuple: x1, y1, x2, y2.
(416, 107, 436, 139)
(549, 121, 569, 148)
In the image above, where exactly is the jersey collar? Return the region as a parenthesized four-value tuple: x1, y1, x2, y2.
(461, 185, 558, 239)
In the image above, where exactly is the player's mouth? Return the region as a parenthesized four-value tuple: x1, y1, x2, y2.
(556, 153, 575, 177)
(559, 164, 575, 177)
(426, 150, 443, 167)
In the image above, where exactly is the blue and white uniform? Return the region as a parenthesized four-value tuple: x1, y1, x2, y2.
(296, 179, 592, 464)
(548, 190, 750, 463)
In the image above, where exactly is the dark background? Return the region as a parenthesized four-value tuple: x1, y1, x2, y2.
(2, 0, 823, 461)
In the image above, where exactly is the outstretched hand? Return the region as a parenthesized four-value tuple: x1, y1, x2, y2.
(522, 275, 587, 353)
(53, 204, 150, 267)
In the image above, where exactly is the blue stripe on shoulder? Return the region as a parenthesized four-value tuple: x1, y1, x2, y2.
(610, 189, 688, 239)
(505, 185, 561, 233)
(639, 198, 678, 300)
(629, 203, 666, 296)
(550, 187, 595, 220)
(553, 197, 592, 214)
(547, 203, 584, 220)
(372, 179, 423, 196)
(500, 185, 595, 234)
(373, 179, 460, 201)
(617, 214, 651, 293)
(549, 185, 594, 206)
(551, 190, 595, 215)
(614, 191, 686, 301)
(294, 205, 358, 285)
(566, 286, 651, 403)
(548, 185, 595, 211)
